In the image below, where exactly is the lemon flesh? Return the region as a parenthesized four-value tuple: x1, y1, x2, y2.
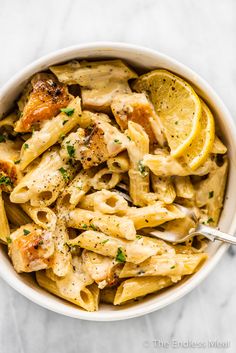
(183, 99, 215, 170)
(133, 69, 202, 157)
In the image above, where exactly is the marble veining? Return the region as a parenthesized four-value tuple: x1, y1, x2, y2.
(0, 0, 236, 352)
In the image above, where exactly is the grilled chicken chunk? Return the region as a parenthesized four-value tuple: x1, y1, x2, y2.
(111, 93, 166, 146)
(8, 224, 54, 273)
(61, 119, 127, 169)
(15, 73, 71, 132)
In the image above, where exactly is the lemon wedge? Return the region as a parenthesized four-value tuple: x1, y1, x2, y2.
(182, 99, 215, 170)
(133, 69, 202, 157)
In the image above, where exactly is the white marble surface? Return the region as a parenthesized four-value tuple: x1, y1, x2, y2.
(0, 0, 236, 352)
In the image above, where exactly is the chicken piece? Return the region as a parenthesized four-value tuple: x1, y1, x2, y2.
(15, 73, 71, 132)
(61, 119, 127, 169)
(8, 224, 54, 273)
(0, 139, 22, 192)
(50, 60, 138, 112)
(82, 250, 122, 288)
(111, 93, 166, 146)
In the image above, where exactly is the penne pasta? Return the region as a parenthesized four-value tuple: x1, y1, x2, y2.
(174, 176, 194, 199)
(0, 191, 10, 243)
(151, 174, 176, 204)
(127, 121, 156, 206)
(67, 208, 136, 240)
(2, 193, 32, 227)
(106, 151, 130, 173)
(119, 253, 208, 278)
(21, 203, 57, 231)
(144, 149, 217, 177)
(114, 276, 175, 305)
(36, 257, 99, 312)
(68, 231, 174, 265)
(126, 201, 184, 229)
(91, 168, 121, 190)
(79, 190, 128, 215)
(10, 148, 76, 206)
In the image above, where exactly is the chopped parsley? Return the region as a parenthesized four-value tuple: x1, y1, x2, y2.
(38, 240, 44, 245)
(0, 176, 13, 186)
(115, 247, 126, 263)
(58, 167, 70, 181)
(6, 237, 12, 244)
(90, 223, 98, 231)
(127, 136, 131, 141)
(14, 159, 21, 164)
(67, 145, 75, 158)
(82, 224, 88, 229)
(170, 265, 176, 269)
(136, 235, 142, 239)
(101, 239, 109, 245)
(207, 217, 214, 223)
(23, 143, 29, 150)
(209, 191, 214, 199)
(114, 139, 122, 144)
(60, 108, 75, 116)
(62, 120, 68, 125)
(23, 229, 30, 235)
(0, 134, 6, 143)
(138, 160, 148, 177)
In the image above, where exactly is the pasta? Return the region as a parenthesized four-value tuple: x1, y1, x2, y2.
(67, 209, 136, 240)
(1, 59, 228, 311)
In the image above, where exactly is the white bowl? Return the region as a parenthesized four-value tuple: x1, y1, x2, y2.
(0, 42, 236, 321)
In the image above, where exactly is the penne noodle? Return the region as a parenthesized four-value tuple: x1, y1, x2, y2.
(151, 174, 176, 204)
(107, 151, 130, 173)
(0, 191, 10, 243)
(126, 201, 184, 229)
(79, 190, 128, 215)
(2, 193, 32, 227)
(114, 276, 175, 305)
(67, 208, 136, 240)
(21, 203, 57, 231)
(10, 148, 76, 207)
(119, 253, 208, 278)
(68, 231, 174, 265)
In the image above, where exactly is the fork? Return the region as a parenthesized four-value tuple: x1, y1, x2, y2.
(113, 184, 236, 245)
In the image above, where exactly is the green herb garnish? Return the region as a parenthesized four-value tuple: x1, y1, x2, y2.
(60, 108, 75, 116)
(23, 229, 30, 235)
(209, 191, 214, 199)
(115, 247, 126, 263)
(14, 159, 21, 164)
(82, 224, 88, 229)
(101, 239, 109, 245)
(67, 145, 75, 158)
(90, 223, 98, 231)
(6, 237, 12, 244)
(114, 139, 122, 144)
(58, 167, 70, 181)
(207, 217, 214, 223)
(0, 134, 6, 143)
(62, 120, 68, 125)
(136, 235, 142, 239)
(138, 160, 148, 177)
(170, 265, 176, 269)
(24, 143, 29, 150)
(0, 176, 13, 186)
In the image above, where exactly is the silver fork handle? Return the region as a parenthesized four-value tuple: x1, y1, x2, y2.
(192, 224, 236, 245)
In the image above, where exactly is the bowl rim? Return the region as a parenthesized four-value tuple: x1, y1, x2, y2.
(0, 41, 236, 321)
